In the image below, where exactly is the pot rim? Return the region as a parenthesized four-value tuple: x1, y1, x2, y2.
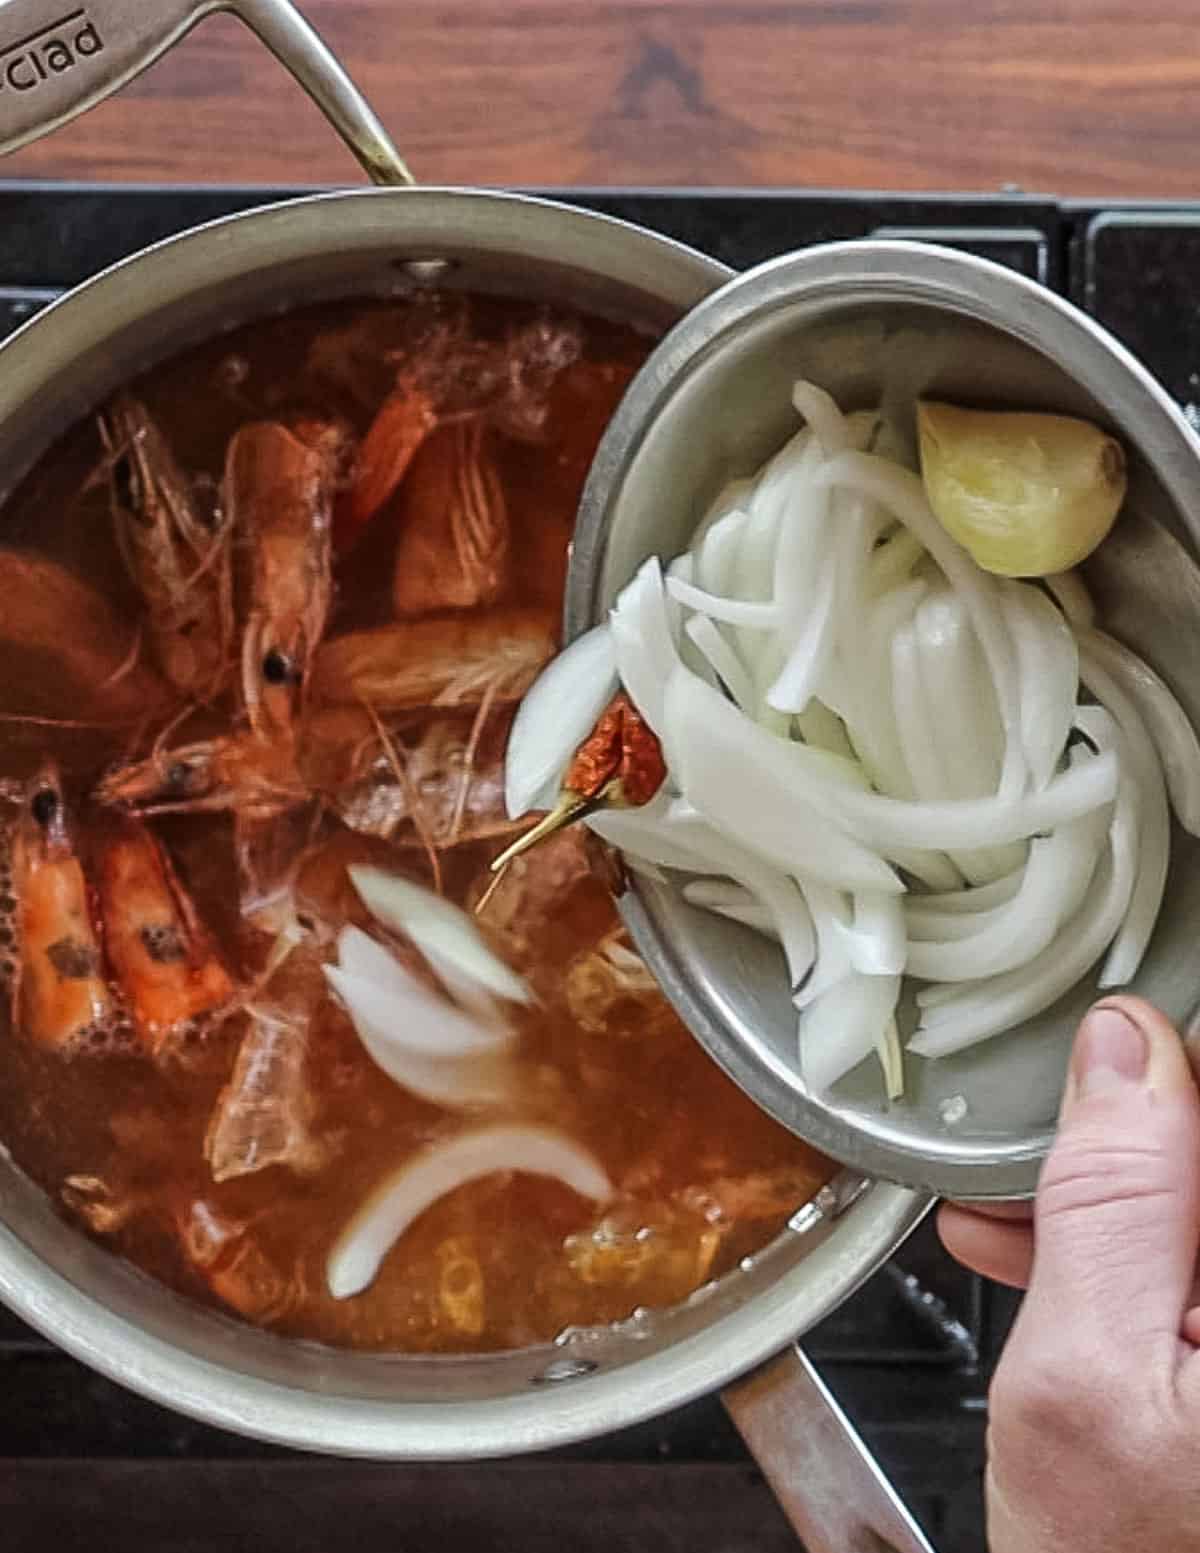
(0, 1183, 927, 1458)
(0, 185, 726, 420)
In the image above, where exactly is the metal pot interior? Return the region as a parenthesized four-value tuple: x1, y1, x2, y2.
(0, 188, 927, 1456)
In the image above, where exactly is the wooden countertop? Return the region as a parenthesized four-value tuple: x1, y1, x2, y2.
(3, 1, 1199, 197)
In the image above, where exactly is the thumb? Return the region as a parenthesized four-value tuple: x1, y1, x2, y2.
(1021, 996, 1200, 1359)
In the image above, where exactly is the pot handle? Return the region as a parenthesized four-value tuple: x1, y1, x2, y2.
(0, 0, 412, 184)
(723, 1344, 938, 1553)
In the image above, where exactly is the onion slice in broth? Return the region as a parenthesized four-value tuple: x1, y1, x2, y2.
(328, 1125, 613, 1299)
(350, 867, 532, 1010)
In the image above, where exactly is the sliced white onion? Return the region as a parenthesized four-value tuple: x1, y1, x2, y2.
(765, 436, 832, 712)
(664, 667, 904, 895)
(716, 432, 808, 672)
(844, 891, 907, 976)
(794, 699, 857, 762)
(1080, 627, 1200, 836)
(888, 848, 965, 893)
(751, 424, 815, 531)
(799, 973, 902, 1093)
(907, 906, 1005, 946)
(830, 487, 887, 681)
(731, 499, 785, 620)
(669, 654, 1117, 873)
(1000, 579, 1079, 791)
(911, 712, 1137, 1058)
(682, 879, 778, 938)
(877, 1017, 905, 1103)
(867, 529, 925, 597)
(907, 855, 1130, 1059)
(588, 799, 816, 988)
(1077, 641, 1171, 986)
(907, 801, 1107, 983)
(665, 575, 781, 631)
(695, 506, 750, 595)
(684, 614, 756, 712)
(337, 925, 431, 1003)
(324, 960, 510, 1058)
(328, 1125, 613, 1298)
(909, 870, 1025, 917)
(504, 623, 617, 819)
(347, 1015, 516, 1112)
(792, 379, 852, 454)
(914, 590, 1003, 791)
(786, 743, 872, 792)
(914, 589, 1024, 880)
(350, 867, 532, 1009)
(809, 747, 1117, 853)
(609, 555, 683, 742)
(816, 450, 1026, 797)
(664, 551, 694, 642)
(793, 881, 854, 1008)
(767, 538, 837, 713)
(822, 579, 927, 801)
(892, 618, 946, 802)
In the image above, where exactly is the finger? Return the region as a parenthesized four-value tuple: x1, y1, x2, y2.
(938, 1203, 1034, 1288)
(1185, 1308, 1200, 1347)
(950, 1200, 1034, 1223)
(1022, 996, 1200, 1360)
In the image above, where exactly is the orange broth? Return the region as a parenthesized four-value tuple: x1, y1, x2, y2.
(0, 294, 832, 1352)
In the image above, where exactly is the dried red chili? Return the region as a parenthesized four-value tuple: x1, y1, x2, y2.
(563, 693, 666, 808)
(487, 693, 667, 879)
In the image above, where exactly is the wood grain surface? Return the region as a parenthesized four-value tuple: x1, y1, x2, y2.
(2, 1, 1199, 196)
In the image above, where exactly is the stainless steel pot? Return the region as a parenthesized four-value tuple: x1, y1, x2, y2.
(0, 3, 933, 1546)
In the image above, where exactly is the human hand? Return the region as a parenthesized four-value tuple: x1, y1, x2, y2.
(939, 996, 1200, 1552)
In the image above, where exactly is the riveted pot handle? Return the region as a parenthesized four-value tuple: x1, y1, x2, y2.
(723, 1344, 938, 1553)
(0, 0, 412, 184)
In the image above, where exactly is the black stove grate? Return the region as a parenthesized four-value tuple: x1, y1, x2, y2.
(0, 183, 1190, 1552)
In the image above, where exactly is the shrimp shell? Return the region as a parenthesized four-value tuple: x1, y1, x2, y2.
(204, 946, 328, 1183)
(392, 420, 509, 618)
(93, 816, 235, 1056)
(310, 607, 557, 712)
(228, 415, 351, 742)
(339, 380, 437, 548)
(0, 550, 169, 720)
(8, 763, 114, 1051)
(103, 395, 233, 702)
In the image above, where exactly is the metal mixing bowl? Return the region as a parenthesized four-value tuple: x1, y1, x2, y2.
(569, 238, 1200, 1200)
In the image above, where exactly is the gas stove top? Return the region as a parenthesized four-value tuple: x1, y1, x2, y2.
(2, 182, 1195, 1553)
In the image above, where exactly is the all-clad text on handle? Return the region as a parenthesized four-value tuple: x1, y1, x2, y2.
(0, 0, 411, 184)
(0, 0, 208, 158)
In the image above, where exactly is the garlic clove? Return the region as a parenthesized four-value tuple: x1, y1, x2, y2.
(917, 401, 1126, 578)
